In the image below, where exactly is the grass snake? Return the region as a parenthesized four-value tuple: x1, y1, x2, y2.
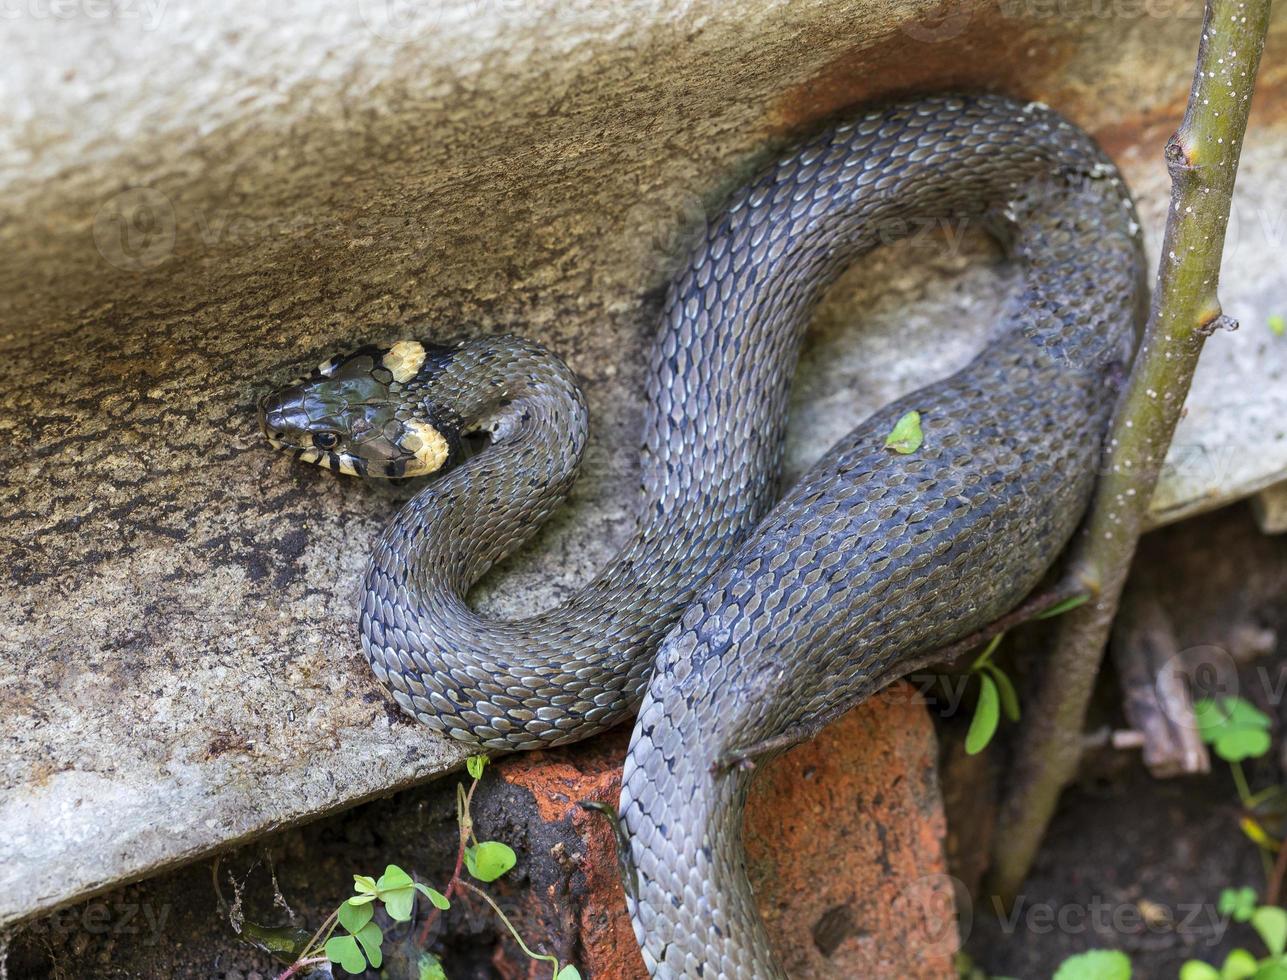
(260, 94, 1146, 978)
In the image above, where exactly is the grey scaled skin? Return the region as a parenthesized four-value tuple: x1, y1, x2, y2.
(260, 95, 1146, 978)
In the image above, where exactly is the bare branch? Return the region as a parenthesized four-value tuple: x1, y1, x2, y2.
(989, 0, 1273, 903)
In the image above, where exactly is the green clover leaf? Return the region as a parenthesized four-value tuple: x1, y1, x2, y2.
(326, 900, 384, 974)
(465, 841, 517, 882)
(351, 874, 380, 905)
(1221, 948, 1258, 980)
(1195, 697, 1272, 762)
(1219, 886, 1258, 923)
(415, 882, 451, 910)
(1052, 950, 1131, 980)
(374, 865, 417, 922)
(337, 900, 373, 934)
(349, 865, 444, 923)
(354, 921, 383, 969)
(1252, 906, 1287, 957)
(466, 755, 488, 780)
(325, 934, 367, 974)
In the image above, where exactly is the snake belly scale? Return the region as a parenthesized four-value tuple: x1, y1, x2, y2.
(260, 95, 1145, 977)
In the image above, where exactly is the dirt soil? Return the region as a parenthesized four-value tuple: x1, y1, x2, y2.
(965, 503, 1287, 977)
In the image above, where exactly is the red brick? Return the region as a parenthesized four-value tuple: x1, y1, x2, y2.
(495, 682, 952, 979)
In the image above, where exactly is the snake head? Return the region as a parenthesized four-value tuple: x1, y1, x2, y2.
(258, 339, 464, 479)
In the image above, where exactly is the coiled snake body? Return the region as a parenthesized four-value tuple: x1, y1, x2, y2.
(260, 95, 1145, 977)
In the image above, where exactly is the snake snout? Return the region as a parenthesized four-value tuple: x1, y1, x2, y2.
(258, 392, 290, 446)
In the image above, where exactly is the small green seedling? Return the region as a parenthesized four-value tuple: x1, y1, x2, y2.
(265, 753, 578, 980)
(964, 634, 1021, 755)
(352, 864, 450, 922)
(1222, 887, 1260, 923)
(1182, 894, 1287, 979)
(1193, 696, 1282, 859)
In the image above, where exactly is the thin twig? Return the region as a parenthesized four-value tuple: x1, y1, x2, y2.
(456, 881, 562, 976)
(1267, 839, 1287, 907)
(989, 0, 1272, 903)
(418, 780, 475, 945)
(276, 955, 329, 980)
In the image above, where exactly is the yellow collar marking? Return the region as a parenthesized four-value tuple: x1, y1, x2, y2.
(383, 340, 426, 384)
(401, 419, 450, 476)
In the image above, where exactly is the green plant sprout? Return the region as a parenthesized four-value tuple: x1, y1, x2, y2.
(1194, 697, 1284, 868)
(1224, 887, 1261, 923)
(957, 948, 1130, 979)
(1181, 891, 1287, 980)
(269, 754, 580, 980)
(1054, 950, 1132, 980)
(955, 592, 1094, 757)
(956, 894, 1287, 980)
(963, 634, 1021, 755)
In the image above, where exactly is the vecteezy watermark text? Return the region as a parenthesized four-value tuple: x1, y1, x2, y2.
(0, 0, 168, 29)
(991, 894, 1229, 945)
(22, 900, 171, 945)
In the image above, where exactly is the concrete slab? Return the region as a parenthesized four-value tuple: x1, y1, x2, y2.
(3, 0, 1286, 928)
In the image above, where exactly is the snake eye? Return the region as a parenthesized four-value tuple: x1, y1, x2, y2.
(313, 431, 339, 450)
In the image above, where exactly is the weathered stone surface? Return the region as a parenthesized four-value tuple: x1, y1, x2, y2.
(492, 684, 951, 979)
(3, 0, 1287, 928)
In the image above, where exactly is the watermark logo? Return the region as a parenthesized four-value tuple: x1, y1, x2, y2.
(1223, 196, 1287, 263)
(357, 0, 443, 44)
(0, 0, 168, 29)
(23, 900, 171, 944)
(991, 894, 1229, 945)
(93, 186, 177, 272)
(900, 6, 973, 42)
(1156, 643, 1240, 731)
(897, 873, 972, 955)
(624, 188, 711, 286)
